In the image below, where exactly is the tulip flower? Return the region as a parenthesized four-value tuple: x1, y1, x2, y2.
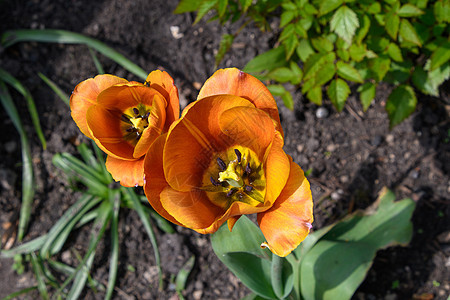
(70, 70, 179, 187)
(144, 68, 313, 257)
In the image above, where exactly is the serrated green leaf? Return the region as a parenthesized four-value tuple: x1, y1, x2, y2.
(304, 52, 335, 80)
(193, 0, 219, 24)
(367, 2, 381, 14)
(281, 91, 295, 110)
(315, 64, 336, 86)
(330, 6, 360, 45)
(434, 0, 450, 23)
(217, 0, 228, 17)
(279, 23, 295, 43)
(267, 84, 286, 96)
(307, 86, 322, 105)
(428, 41, 450, 71)
(398, 4, 424, 17)
(327, 78, 350, 112)
(289, 61, 303, 84)
(355, 14, 370, 44)
(284, 34, 299, 60)
(296, 39, 315, 62)
(302, 77, 316, 94)
(240, 0, 252, 12)
(267, 67, 295, 83)
(412, 63, 450, 96)
(387, 43, 404, 62)
(244, 47, 287, 73)
(294, 22, 308, 38)
(215, 34, 234, 68)
(311, 36, 334, 53)
(369, 57, 391, 82)
(385, 12, 400, 40)
(357, 82, 376, 111)
(174, 0, 203, 13)
(281, 10, 296, 27)
(337, 48, 350, 61)
(304, 3, 318, 14)
(386, 85, 417, 128)
(349, 43, 367, 62)
(399, 19, 422, 46)
(337, 61, 363, 83)
(319, 0, 343, 16)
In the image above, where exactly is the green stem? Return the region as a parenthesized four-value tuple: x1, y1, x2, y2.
(271, 254, 284, 299)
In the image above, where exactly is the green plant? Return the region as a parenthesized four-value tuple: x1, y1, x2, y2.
(176, 0, 450, 127)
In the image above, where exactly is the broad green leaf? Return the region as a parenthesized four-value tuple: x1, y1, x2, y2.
(244, 47, 287, 73)
(386, 85, 417, 128)
(434, 0, 450, 23)
(215, 34, 234, 68)
(369, 57, 391, 82)
(304, 52, 335, 80)
(267, 84, 286, 96)
(387, 43, 403, 62)
(428, 41, 450, 71)
(319, 0, 343, 16)
(284, 34, 299, 60)
(296, 39, 315, 62)
(282, 1, 297, 11)
(385, 12, 400, 40)
(349, 43, 366, 62)
(357, 82, 376, 111)
(337, 48, 350, 61)
(289, 61, 303, 85)
(412, 63, 450, 96)
(217, 0, 228, 18)
(384, 60, 412, 85)
(211, 216, 275, 299)
(300, 188, 415, 300)
(267, 67, 295, 83)
(315, 64, 336, 86)
(398, 4, 424, 17)
(240, 0, 252, 12)
(174, 0, 203, 13)
(294, 22, 308, 38)
(280, 10, 296, 27)
(307, 86, 322, 105)
(302, 77, 316, 94)
(279, 24, 295, 43)
(311, 36, 334, 53)
(355, 14, 370, 44)
(337, 61, 363, 83)
(399, 19, 422, 47)
(327, 78, 350, 112)
(367, 2, 381, 14)
(281, 91, 295, 110)
(193, 0, 219, 24)
(330, 6, 360, 44)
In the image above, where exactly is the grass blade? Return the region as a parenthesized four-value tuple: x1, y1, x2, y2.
(30, 252, 49, 300)
(2, 29, 147, 80)
(123, 187, 163, 289)
(89, 47, 105, 74)
(0, 67, 46, 149)
(175, 255, 195, 299)
(38, 72, 70, 106)
(0, 234, 47, 257)
(105, 191, 120, 300)
(0, 81, 34, 241)
(1, 286, 38, 300)
(48, 259, 104, 291)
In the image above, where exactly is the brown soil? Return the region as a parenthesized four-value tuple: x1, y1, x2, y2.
(0, 0, 449, 299)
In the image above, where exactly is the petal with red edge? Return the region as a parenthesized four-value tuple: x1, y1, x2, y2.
(106, 155, 145, 187)
(163, 95, 253, 191)
(198, 68, 283, 136)
(70, 74, 127, 138)
(257, 156, 313, 257)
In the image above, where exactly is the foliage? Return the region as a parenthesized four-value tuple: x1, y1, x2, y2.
(211, 188, 415, 299)
(176, 0, 450, 127)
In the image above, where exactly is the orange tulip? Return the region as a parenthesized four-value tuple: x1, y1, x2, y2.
(70, 70, 179, 187)
(144, 69, 313, 257)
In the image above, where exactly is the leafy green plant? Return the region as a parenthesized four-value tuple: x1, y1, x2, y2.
(211, 188, 415, 300)
(176, 0, 450, 127)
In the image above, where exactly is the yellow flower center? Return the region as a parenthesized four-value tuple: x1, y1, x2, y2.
(202, 146, 266, 209)
(121, 104, 151, 146)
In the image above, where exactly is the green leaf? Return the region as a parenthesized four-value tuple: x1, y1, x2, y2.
(240, 0, 252, 12)
(211, 216, 275, 299)
(217, 0, 228, 18)
(399, 19, 422, 47)
(296, 39, 315, 62)
(337, 61, 363, 83)
(385, 12, 400, 40)
(174, 0, 203, 13)
(349, 43, 367, 62)
(300, 188, 415, 300)
(355, 14, 370, 44)
(30, 253, 49, 300)
(193, 0, 219, 24)
(243, 47, 287, 73)
(386, 85, 417, 128)
(428, 41, 450, 71)
(284, 34, 299, 60)
(398, 4, 424, 17)
(319, 0, 343, 16)
(387, 43, 403, 62)
(357, 82, 376, 111)
(304, 52, 335, 80)
(38, 73, 70, 106)
(434, 0, 450, 23)
(215, 34, 234, 68)
(307, 86, 322, 105)
(367, 2, 381, 14)
(290, 61, 303, 84)
(268, 85, 295, 110)
(267, 67, 295, 83)
(105, 191, 120, 300)
(315, 64, 336, 86)
(330, 6, 360, 45)
(1, 29, 148, 80)
(369, 57, 391, 82)
(280, 10, 296, 27)
(311, 36, 334, 53)
(281, 91, 294, 110)
(88, 47, 105, 74)
(412, 63, 450, 97)
(176, 256, 196, 296)
(267, 84, 286, 96)
(327, 78, 350, 112)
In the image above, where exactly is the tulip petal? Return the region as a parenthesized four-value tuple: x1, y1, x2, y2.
(257, 157, 313, 257)
(198, 68, 283, 136)
(146, 70, 180, 130)
(163, 95, 253, 191)
(105, 155, 145, 187)
(133, 94, 167, 158)
(70, 74, 127, 138)
(97, 84, 165, 111)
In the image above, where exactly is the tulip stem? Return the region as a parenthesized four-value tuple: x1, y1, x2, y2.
(271, 254, 284, 299)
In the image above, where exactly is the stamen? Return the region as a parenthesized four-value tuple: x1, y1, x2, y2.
(234, 149, 242, 163)
(245, 163, 252, 174)
(144, 112, 150, 118)
(133, 107, 139, 115)
(244, 185, 253, 192)
(121, 114, 131, 123)
(217, 157, 226, 171)
(210, 176, 220, 186)
(126, 127, 135, 132)
(226, 189, 236, 197)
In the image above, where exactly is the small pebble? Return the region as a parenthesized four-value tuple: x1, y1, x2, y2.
(193, 290, 203, 300)
(386, 134, 394, 144)
(371, 135, 383, 147)
(296, 144, 304, 152)
(316, 107, 329, 119)
(410, 169, 420, 179)
(169, 26, 184, 39)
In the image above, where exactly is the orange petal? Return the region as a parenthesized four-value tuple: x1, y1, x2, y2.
(70, 74, 127, 138)
(163, 95, 253, 191)
(227, 216, 241, 231)
(144, 134, 183, 227)
(218, 106, 275, 160)
(257, 157, 313, 257)
(146, 70, 180, 131)
(97, 84, 165, 111)
(106, 155, 144, 187)
(86, 105, 135, 159)
(198, 68, 283, 136)
(133, 94, 167, 158)
(264, 132, 290, 206)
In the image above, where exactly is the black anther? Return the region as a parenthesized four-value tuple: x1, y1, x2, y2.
(226, 189, 236, 197)
(217, 157, 226, 171)
(245, 163, 252, 174)
(121, 114, 130, 123)
(144, 112, 150, 118)
(245, 185, 253, 192)
(210, 176, 219, 186)
(234, 149, 242, 162)
(133, 107, 139, 115)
